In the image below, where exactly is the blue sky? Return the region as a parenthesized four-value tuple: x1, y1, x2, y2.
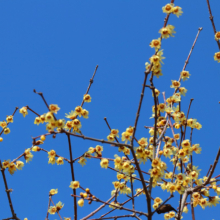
(0, 0, 220, 219)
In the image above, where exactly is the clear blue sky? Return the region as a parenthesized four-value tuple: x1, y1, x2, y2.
(0, 0, 220, 219)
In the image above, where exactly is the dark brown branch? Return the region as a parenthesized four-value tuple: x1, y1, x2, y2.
(67, 134, 77, 220)
(206, 0, 220, 50)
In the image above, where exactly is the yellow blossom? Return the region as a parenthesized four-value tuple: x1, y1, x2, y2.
(0, 137, 3, 142)
(56, 157, 64, 165)
(48, 150, 56, 158)
(162, 3, 174, 14)
(78, 198, 84, 207)
(83, 94, 91, 103)
(78, 157, 87, 167)
(56, 201, 64, 211)
(19, 107, 28, 117)
(24, 148, 33, 163)
(48, 157, 56, 165)
(49, 104, 60, 114)
(150, 38, 161, 51)
(0, 121, 7, 128)
(34, 117, 41, 125)
(159, 25, 176, 39)
(74, 106, 83, 117)
(48, 206, 57, 214)
(214, 52, 220, 63)
(173, 6, 183, 17)
(3, 127, 10, 135)
(214, 31, 220, 41)
(2, 159, 10, 168)
(69, 181, 80, 189)
(100, 158, 109, 169)
(6, 115, 13, 123)
(81, 109, 89, 119)
(8, 162, 17, 175)
(49, 189, 58, 196)
(16, 161, 24, 170)
(170, 80, 180, 89)
(32, 146, 41, 152)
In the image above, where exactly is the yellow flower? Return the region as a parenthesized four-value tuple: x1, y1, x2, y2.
(69, 181, 80, 189)
(56, 119, 66, 128)
(2, 159, 10, 168)
(32, 146, 41, 152)
(162, 3, 174, 14)
(8, 162, 17, 175)
(149, 38, 161, 50)
(48, 157, 56, 165)
(6, 115, 13, 123)
(107, 134, 115, 142)
(64, 218, 71, 220)
(149, 50, 165, 64)
(179, 87, 187, 96)
(173, 6, 183, 17)
(74, 106, 83, 117)
(170, 80, 180, 89)
(56, 157, 64, 165)
(121, 132, 131, 143)
(49, 188, 58, 196)
(0, 137, 3, 142)
(40, 114, 46, 123)
(100, 158, 109, 169)
(48, 150, 56, 158)
(154, 197, 163, 204)
(34, 117, 41, 125)
(214, 32, 220, 41)
(0, 121, 7, 128)
(110, 129, 119, 137)
(56, 201, 64, 211)
(83, 94, 92, 103)
(64, 121, 73, 131)
(48, 206, 57, 214)
(192, 144, 201, 154)
(16, 161, 24, 170)
(49, 104, 60, 114)
(95, 145, 103, 153)
(126, 126, 134, 136)
(78, 157, 87, 167)
(3, 127, 10, 135)
(181, 140, 191, 148)
(199, 198, 208, 209)
(195, 122, 202, 130)
(40, 135, 46, 141)
(24, 148, 33, 163)
(159, 25, 176, 39)
(138, 137, 148, 148)
(180, 70, 190, 81)
(72, 119, 82, 129)
(19, 107, 28, 117)
(164, 213, 170, 220)
(208, 196, 220, 207)
(81, 109, 89, 119)
(183, 205, 188, 213)
(45, 112, 54, 123)
(214, 52, 220, 63)
(78, 198, 84, 207)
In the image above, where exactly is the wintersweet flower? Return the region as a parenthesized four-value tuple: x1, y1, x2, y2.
(74, 106, 83, 117)
(48, 150, 56, 158)
(83, 94, 91, 103)
(179, 87, 187, 96)
(32, 146, 41, 152)
(49, 189, 58, 196)
(138, 137, 148, 148)
(0, 121, 7, 128)
(69, 181, 80, 189)
(16, 161, 24, 170)
(34, 117, 41, 125)
(65, 110, 77, 120)
(19, 107, 28, 117)
(173, 6, 183, 17)
(110, 129, 119, 137)
(214, 31, 220, 41)
(8, 162, 17, 175)
(95, 145, 103, 154)
(170, 80, 180, 89)
(56, 201, 64, 211)
(48, 206, 57, 214)
(24, 148, 33, 163)
(180, 71, 191, 81)
(6, 115, 13, 123)
(154, 197, 163, 204)
(56, 119, 66, 128)
(81, 109, 89, 119)
(159, 25, 176, 39)
(72, 119, 82, 129)
(45, 112, 54, 123)
(77, 198, 84, 207)
(0, 137, 3, 142)
(56, 157, 64, 165)
(100, 158, 109, 169)
(214, 52, 220, 62)
(2, 160, 10, 168)
(48, 157, 56, 165)
(149, 38, 161, 50)
(162, 3, 174, 14)
(78, 157, 87, 167)
(107, 134, 115, 142)
(64, 218, 71, 220)
(49, 104, 60, 114)
(3, 127, 10, 135)
(208, 196, 220, 207)
(121, 132, 131, 143)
